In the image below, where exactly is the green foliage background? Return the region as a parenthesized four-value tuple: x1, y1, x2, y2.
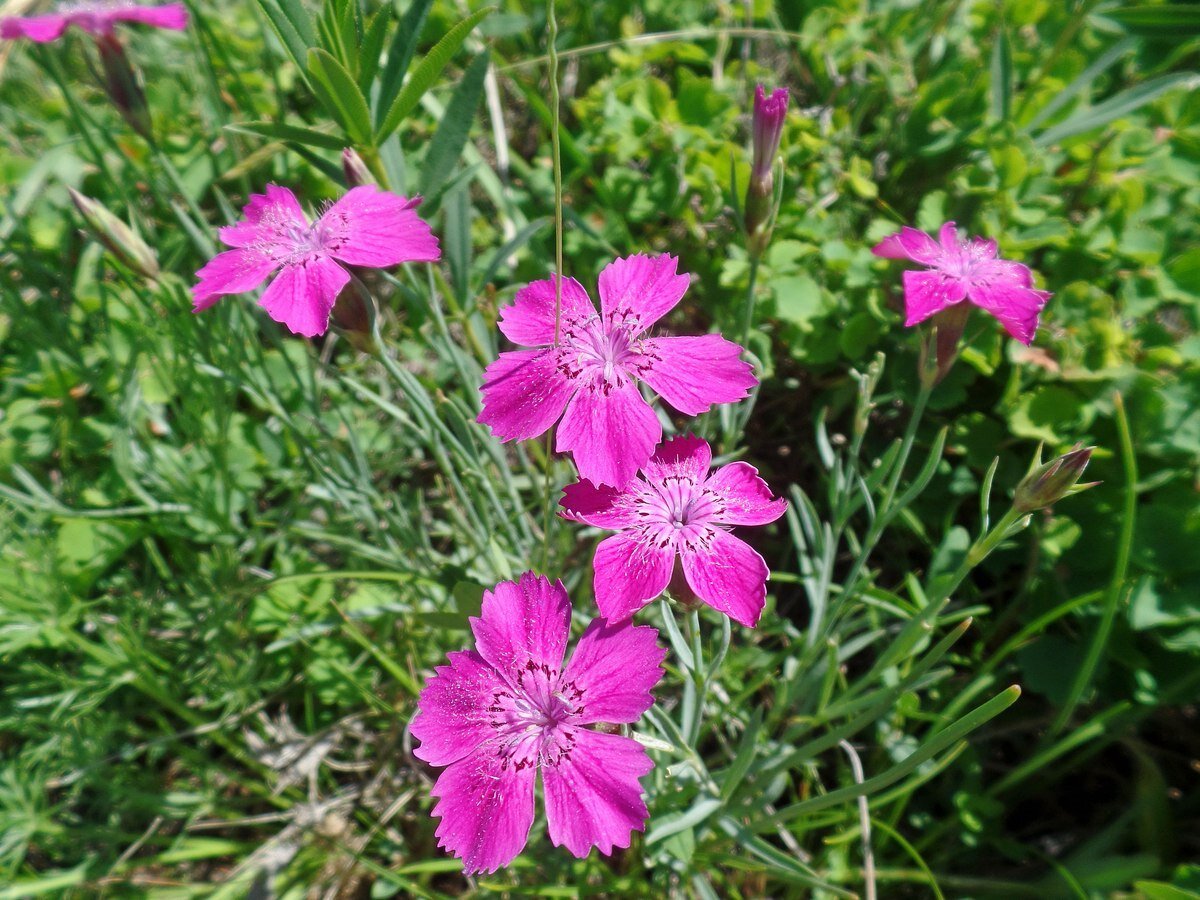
(1, 0, 1198, 895)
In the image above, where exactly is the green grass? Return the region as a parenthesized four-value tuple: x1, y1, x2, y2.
(1, 0, 1199, 895)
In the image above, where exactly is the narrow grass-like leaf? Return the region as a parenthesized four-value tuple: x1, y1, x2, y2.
(308, 48, 374, 146)
(1102, 5, 1200, 38)
(767, 686, 1021, 826)
(376, 0, 435, 128)
(255, 0, 315, 78)
(420, 51, 490, 197)
(375, 7, 494, 143)
(990, 24, 1012, 121)
(227, 120, 347, 151)
(1025, 37, 1136, 131)
(357, 4, 393, 94)
(1035, 72, 1200, 146)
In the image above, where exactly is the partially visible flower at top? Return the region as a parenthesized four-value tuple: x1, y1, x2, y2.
(872, 221, 1052, 345)
(0, 1, 188, 42)
(412, 572, 665, 875)
(192, 184, 440, 338)
(478, 255, 757, 487)
(561, 435, 787, 628)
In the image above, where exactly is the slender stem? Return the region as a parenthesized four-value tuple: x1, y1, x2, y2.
(739, 254, 761, 353)
(539, 0, 564, 573)
(1051, 391, 1136, 734)
(839, 740, 876, 900)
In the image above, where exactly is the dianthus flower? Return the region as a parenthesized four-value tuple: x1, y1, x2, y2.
(872, 221, 1051, 345)
(412, 572, 665, 874)
(0, 1, 187, 42)
(192, 184, 440, 337)
(477, 254, 756, 487)
(561, 435, 786, 628)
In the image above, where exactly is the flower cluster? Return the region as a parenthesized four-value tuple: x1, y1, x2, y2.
(13, 15, 1059, 868)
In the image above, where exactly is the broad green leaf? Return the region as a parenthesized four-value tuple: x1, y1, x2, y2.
(227, 120, 347, 151)
(419, 50, 490, 198)
(308, 48, 374, 146)
(375, 6, 494, 143)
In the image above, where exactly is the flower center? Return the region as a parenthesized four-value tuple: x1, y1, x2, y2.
(558, 316, 641, 386)
(633, 475, 721, 549)
(487, 660, 583, 769)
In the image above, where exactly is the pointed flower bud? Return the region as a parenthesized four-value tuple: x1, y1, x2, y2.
(1013, 444, 1098, 513)
(744, 84, 788, 255)
(68, 187, 159, 280)
(95, 34, 151, 139)
(342, 147, 374, 187)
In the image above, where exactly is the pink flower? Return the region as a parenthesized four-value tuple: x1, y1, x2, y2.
(561, 435, 786, 628)
(871, 221, 1052, 345)
(412, 572, 665, 874)
(478, 255, 756, 486)
(1, 2, 188, 42)
(192, 184, 440, 338)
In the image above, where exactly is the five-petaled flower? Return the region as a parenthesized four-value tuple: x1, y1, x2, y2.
(0, 1, 187, 42)
(561, 435, 786, 628)
(477, 255, 757, 487)
(412, 572, 665, 875)
(192, 184, 440, 338)
(872, 221, 1052, 345)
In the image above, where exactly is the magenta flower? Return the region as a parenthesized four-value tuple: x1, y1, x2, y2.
(872, 221, 1052, 345)
(561, 435, 786, 628)
(1, 2, 187, 42)
(192, 184, 440, 338)
(478, 254, 756, 487)
(412, 572, 665, 874)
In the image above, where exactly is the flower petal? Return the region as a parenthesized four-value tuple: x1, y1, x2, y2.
(641, 434, 711, 484)
(543, 728, 653, 859)
(471, 572, 571, 680)
(109, 3, 189, 30)
(938, 221, 961, 252)
(596, 254, 690, 332)
(592, 533, 674, 622)
(320, 185, 440, 267)
(191, 248, 278, 310)
(563, 618, 664, 724)
(871, 226, 943, 265)
(556, 378, 661, 487)
(901, 269, 967, 327)
(638, 334, 756, 416)
(498, 276, 595, 346)
(1, 13, 70, 41)
(258, 256, 349, 337)
(680, 530, 770, 628)
(560, 479, 637, 529)
(966, 266, 1050, 345)
(477, 348, 575, 442)
(411, 650, 507, 767)
(218, 184, 308, 251)
(705, 461, 787, 526)
(429, 740, 536, 875)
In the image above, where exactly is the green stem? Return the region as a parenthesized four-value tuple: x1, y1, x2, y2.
(539, 0, 564, 573)
(1050, 391, 1136, 734)
(739, 254, 761, 353)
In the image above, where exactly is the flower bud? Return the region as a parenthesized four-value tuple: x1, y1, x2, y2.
(95, 34, 151, 140)
(330, 275, 380, 354)
(342, 148, 374, 187)
(918, 303, 971, 388)
(744, 84, 788, 255)
(1013, 444, 1098, 513)
(68, 187, 160, 280)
